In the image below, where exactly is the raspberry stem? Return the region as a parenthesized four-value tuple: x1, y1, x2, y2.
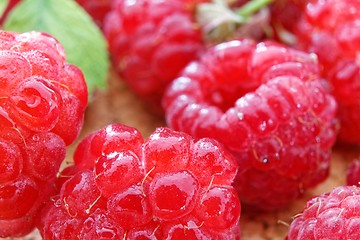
(235, 0, 274, 21)
(197, 0, 274, 42)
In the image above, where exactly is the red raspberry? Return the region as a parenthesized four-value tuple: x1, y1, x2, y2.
(103, 0, 206, 112)
(0, 30, 87, 238)
(294, 0, 360, 146)
(347, 158, 360, 187)
(286, 185, 360, 240)
(37, 124, 241, 239)
(76, 0, 112, 27)
(162, 38, 338, 211)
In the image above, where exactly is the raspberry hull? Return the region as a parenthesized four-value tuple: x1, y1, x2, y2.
(162, 39, 338, 211)
(37, 124, 241, 239)
(0, 30, 87, 237)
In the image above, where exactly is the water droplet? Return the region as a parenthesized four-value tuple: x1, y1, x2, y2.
(32, 135, 40, 141)
(259, 122, 267, 132)
(262, 156, 269, 164)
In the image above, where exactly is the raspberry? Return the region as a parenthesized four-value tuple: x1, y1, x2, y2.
(76, 0, 112, 27)
(162, 38, 338, 211)
(286, 185, 360, 240)
(103, 0, 205, 111)
(294, 0, 360, 145)
(347, 158, 360, 187)
(0, 30, 87, 238)
(37, 124, 241, 239)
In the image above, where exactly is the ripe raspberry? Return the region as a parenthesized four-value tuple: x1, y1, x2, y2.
(294, 0, 360, 146)
(76, 0, 112, 27)
(37, 124, 241, 239)
(0, 30, 87, 238)
(103, 0, 206, 111)
(162, 38, 338, 211)
(286, 185, 360, 240)
(347, 158, 360, 187)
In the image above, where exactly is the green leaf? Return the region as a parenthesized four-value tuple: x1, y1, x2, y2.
(0, 0, 9, 18)
(3, 0, 109, 99)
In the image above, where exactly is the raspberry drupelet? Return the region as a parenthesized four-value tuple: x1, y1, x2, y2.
(294, 0, 360, 146)
(37, 124, 241, 239)
(162, 38, 338, 211)
(286, 185, 360, 240)
(0, 30, 87, 237)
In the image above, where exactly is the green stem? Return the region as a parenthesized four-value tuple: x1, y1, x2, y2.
(235, 0, 274, 18)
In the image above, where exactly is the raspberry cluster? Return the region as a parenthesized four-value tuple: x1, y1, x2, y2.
(286, 185, 360, 240)
(3, 0, 360, 239)
(103, 0, 205, 111)
(294, 0, 360, 146)
(0, 30, 87, 237)
(163, 38, 338, 210)
(37, 124, 241, 239)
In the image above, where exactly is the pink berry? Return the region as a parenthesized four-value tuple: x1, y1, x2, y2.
(0, 30, 87, 238)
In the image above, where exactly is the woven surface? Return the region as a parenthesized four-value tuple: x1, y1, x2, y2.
(4, 69, 359, 240)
